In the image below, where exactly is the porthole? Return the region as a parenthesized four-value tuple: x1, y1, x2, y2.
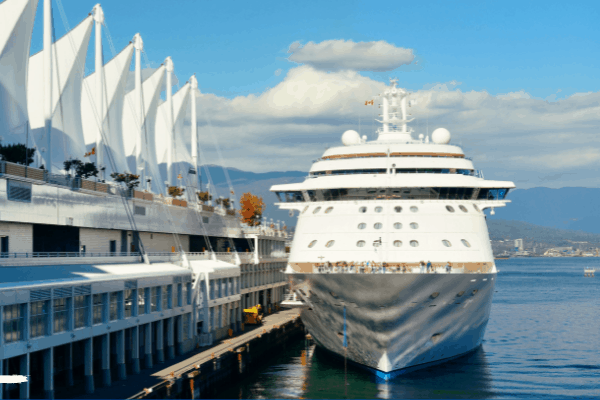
(462, 239, 471, 248)
(359, 206, 367, 213)
(393, 222, 402, 229)
(394, 206, 403, 213)
(357, 223, 366, 230)
(356, 240, 366, 247)
(446, 205, 455, 213)
(410, 240, 419, 247)
(459, 205, 468, 213)
(456, 291, 465, 297)
(302, 206, 309, 214)
(442, 240, 452, 247)
(473, 204, 480, 212)
(410, 222, 419, 229)
(410, 206, 418, 213)
(313, 206, 321, 214)
(308, 240, 317, 248)
(326, 240, 335, 248)
(325, 207, 333, 214)
(393, 240, 402, 247)
(374, 223, 383, 229)
(375, 206, 383, 213)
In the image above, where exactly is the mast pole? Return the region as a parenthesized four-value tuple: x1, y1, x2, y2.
(133, 33, 143, 182)
(43, 0, 53, 172)
(93, 4, 104, 175)
(165, 57, 174, 187)
(190, 75, 198, 188)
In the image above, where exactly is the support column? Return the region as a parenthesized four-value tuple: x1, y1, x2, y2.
(144, 323, 152, 369)
(19, 353, 29, 400)
(117, 330, 126, 380)
(156, 320, 164, 363)
(84, 338, 94, 394)
(176, 316, 184, 355)
(167, 318, 175, 360)
(65, 344, 74, 387)
(43, 348, 54, 399)
(131, 326, 140, 374)
(101, 334, 111, 387)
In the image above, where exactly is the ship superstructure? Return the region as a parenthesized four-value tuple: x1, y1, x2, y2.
(271, 79, 515, 378)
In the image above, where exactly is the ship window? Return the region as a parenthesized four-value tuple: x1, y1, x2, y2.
(410, 206, 418, 212)
(308, 240, 317, 248)
(459, 205, 468, 213)
(393, 240, 402, 247)
(313, 207, 321, 214)
(394, 206, 402, 213)
(410, 222, 419, 229)
(374, 223, 383, 229)
(375, 206, 383, 213)
(446, 205, 455, 213)
(359, 206, 367, 213)
(326, 240, 335, 248)
(442, 240, 452, 247)
(302, 206, 309, 214)
(356, 240, 366, 247)
(393, 222, 402, 229)
(358, 223, 366, 230)
(325, 207, 333, 214)
(461, 239, 471, 248)
(473, 204, 480, 212)
(410, 240, 419, 247)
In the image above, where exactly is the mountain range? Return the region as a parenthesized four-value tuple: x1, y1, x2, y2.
(202, 165, 600, 240)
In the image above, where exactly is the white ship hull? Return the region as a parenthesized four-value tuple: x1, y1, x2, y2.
(292, 272, 496, 379)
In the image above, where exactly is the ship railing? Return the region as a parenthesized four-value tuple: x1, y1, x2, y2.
(238, 253, 255, 264)
(0, 251, 140, 259)
(310, 264, 484, 274)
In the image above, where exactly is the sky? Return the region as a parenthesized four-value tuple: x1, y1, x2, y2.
(29, 0, 600, 189)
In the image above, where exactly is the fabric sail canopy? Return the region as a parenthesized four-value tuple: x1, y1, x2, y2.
(81, 42, 134, 176)
(27, 15, 93, 173)
(0, 0, 39, 147)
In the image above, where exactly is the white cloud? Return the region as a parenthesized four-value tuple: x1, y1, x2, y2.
(274, 68, 282, 76)
(189, 65, 600, 188)
(422, 80, 462, 92)
(287, 40, 414, 71)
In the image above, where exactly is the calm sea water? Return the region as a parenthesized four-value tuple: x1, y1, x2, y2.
(217, 258, 600, 399)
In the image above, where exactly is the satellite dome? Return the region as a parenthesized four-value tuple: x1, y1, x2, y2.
(342, 130, 361, 146)
(432, 128, 451, 144)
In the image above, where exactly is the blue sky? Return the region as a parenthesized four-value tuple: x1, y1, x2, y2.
(33, 0, 600, 99)
(26, 0, 600, 188)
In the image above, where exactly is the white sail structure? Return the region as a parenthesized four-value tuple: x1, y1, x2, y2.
(0, 0, 38, 146)
(156, 82, 191, 186)
(122, 65, 166, 194)
(81, 43, 134, 176)
(27, 15, 94, 172)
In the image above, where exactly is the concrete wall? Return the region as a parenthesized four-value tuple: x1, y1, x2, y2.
(0, 222, 33, 252)
(80, 228, 122, 253)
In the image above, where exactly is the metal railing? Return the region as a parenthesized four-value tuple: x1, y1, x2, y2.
(0, 251, 141, 259)
(311, 264, 488, 274)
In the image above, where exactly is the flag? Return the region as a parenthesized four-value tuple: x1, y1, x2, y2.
(84, 147, 96, 157)
(364, 100, 374, 106)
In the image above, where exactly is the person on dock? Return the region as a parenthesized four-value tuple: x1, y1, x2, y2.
(426, 261, 432, 273)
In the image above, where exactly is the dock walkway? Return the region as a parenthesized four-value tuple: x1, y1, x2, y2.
(72, 309, 300, 400)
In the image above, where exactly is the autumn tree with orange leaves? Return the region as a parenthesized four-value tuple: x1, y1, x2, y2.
(238, 192, 265, 226)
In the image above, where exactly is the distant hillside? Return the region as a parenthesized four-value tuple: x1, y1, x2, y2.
(488, 219, 600, 249)
(488, 187, 600, 234)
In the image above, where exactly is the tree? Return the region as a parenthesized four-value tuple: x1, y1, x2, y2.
(64, 159, 98, 179)
(0, 143, 36, 165)
(168, 186, 185, 197)
(216, 197, 231, 209)
(110, 172, 140, 189)
(239, 192, 265, 226)
(197, 191, 212, 203)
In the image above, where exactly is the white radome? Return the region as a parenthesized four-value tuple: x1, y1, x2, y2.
(431, 127, 451, 144)
(341, 130, 361, 146)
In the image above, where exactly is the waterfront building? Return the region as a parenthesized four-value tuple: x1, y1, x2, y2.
(0, 0, 289, 398)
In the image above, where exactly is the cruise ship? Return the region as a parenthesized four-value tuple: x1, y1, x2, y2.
(272, 79, 515, 379)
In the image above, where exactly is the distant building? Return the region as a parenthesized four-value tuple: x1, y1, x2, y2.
(514, 239, 524, 252)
